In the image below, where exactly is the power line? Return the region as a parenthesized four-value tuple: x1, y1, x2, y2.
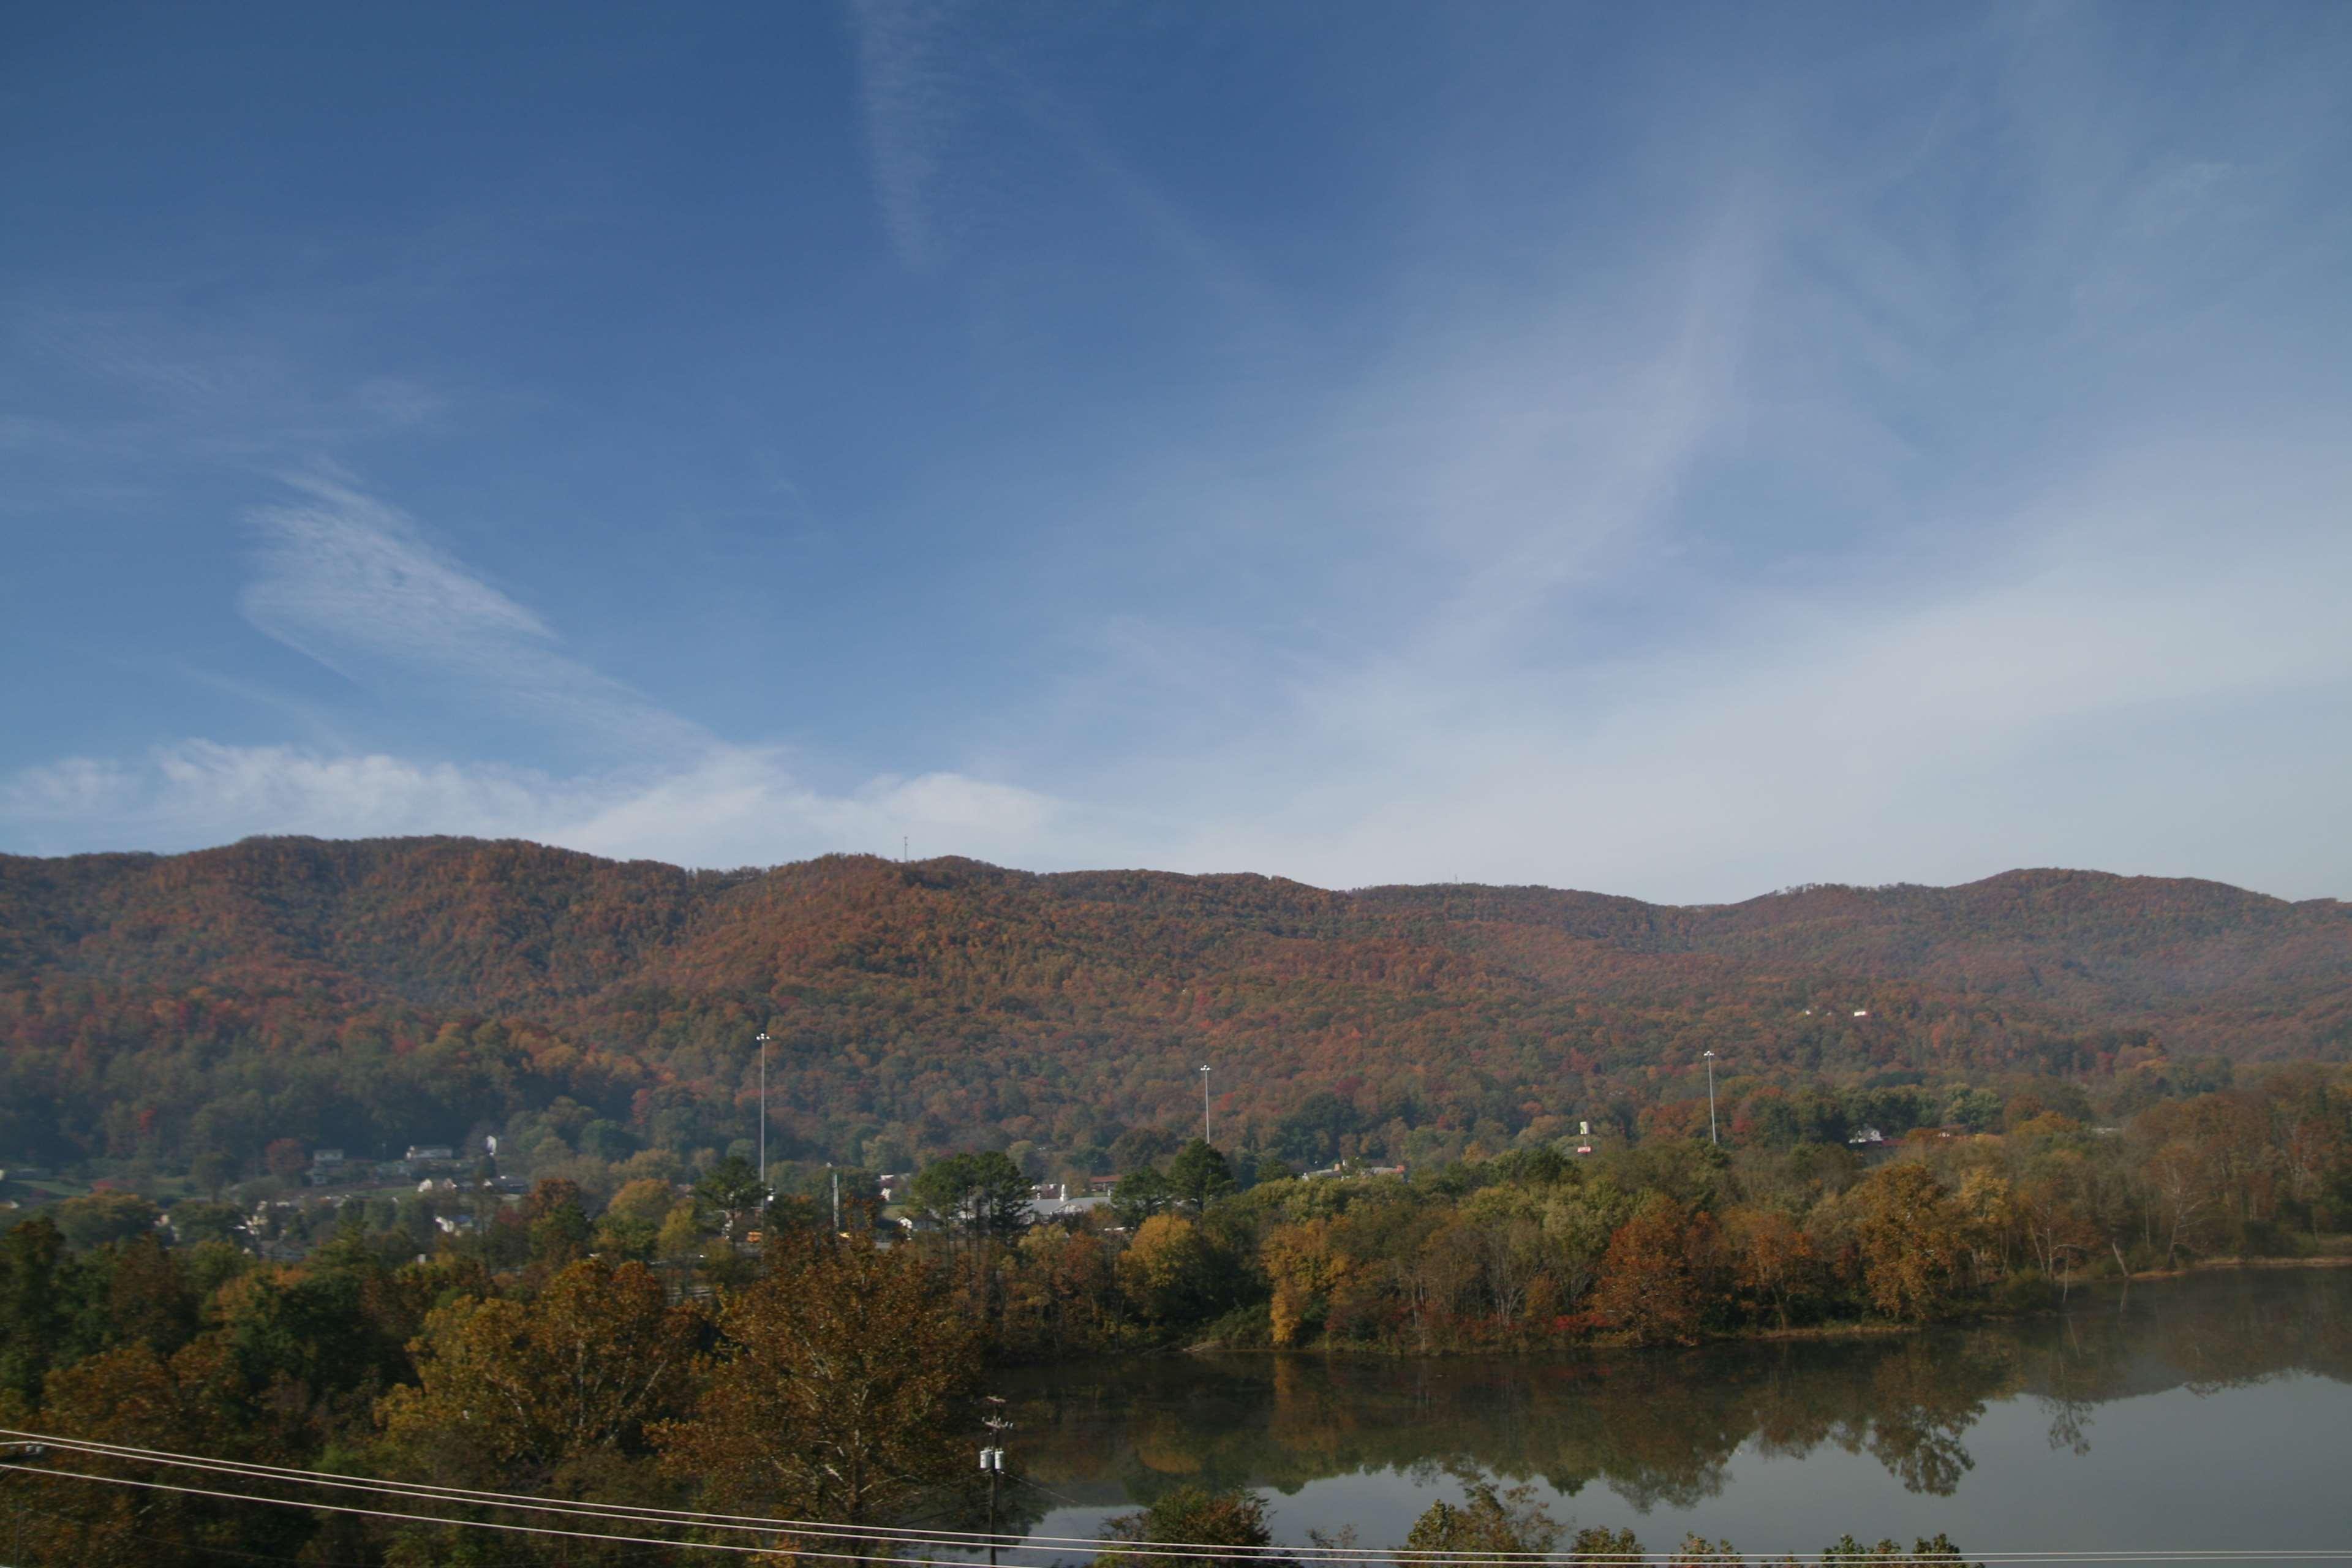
(9, 1431, 2351, 1566)
(0, 1491, 381, 1566)
(0, 1463, 779, 1559)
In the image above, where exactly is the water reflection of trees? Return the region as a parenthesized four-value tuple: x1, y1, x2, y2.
(1006, 1273, 2352, 1513)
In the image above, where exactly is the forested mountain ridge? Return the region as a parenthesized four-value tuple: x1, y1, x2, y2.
(1, 837, 2346, 1174)
(1360, 870, 2352, 1018)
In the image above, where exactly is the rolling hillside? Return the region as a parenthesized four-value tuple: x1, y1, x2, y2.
(2, 837, 2346, 1172)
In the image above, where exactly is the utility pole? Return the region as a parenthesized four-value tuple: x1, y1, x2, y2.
(980, 1397, 1011, 1568)
(4, 1442, 49, 1566)
(755, 1030, 770, 1225)
(1703, 1050, 1719, 1145)
(1199, 1063, 1212, 1144)
(831, 1166, 841, 1237)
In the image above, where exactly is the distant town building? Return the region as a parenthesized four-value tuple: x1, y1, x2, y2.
(405, 1145, 457, 1164)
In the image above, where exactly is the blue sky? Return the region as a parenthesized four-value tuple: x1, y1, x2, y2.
(4, 2, 2350, 902)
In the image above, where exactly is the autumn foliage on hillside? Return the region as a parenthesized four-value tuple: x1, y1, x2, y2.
(2, 837, 2347, 1174)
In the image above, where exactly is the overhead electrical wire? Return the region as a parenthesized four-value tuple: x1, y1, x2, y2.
(0, 1463, 813, 1559)
(0, 1492, 385, 1567)
(6, 1431, 2350, 1566)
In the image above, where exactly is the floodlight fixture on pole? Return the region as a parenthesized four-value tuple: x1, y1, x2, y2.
(1703, 1050, 1719, 1146)
(1200, 1063, 1213, 1144)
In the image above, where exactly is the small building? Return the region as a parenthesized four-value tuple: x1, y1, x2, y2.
(1302, 1161, 1408, 1182)
(1026, 1194, 1109, 1223)
(405, 1145, 457, 1164)
(1847, 1126, 1886, 1147)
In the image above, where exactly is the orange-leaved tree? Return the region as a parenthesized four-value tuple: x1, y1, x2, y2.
(1593, 1195, 1716, 1346)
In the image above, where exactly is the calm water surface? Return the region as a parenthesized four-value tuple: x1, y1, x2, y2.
(997, 1270, 2352, 1558)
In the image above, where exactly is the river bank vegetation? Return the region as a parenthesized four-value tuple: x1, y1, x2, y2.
(2, 1062, 2347, 1563)
(892, 1063, 2352, 1355)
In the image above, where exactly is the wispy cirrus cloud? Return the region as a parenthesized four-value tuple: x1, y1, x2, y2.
(8, 4, 2350, 905)
(842, 0, 1276, 317)
(845, 0, 973, 272)
(237, 472, 706, 755)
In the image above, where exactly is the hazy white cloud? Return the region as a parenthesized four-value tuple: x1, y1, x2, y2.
(1137, 435, 2352, 901)
(3, 470, 1076, 869)
(2, 741, 1071, 870)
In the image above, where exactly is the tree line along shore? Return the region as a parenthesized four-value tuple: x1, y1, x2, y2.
(4, 1063, 2349, 1563)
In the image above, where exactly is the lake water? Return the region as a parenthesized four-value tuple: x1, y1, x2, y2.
(996, 1269, 2352, 1561)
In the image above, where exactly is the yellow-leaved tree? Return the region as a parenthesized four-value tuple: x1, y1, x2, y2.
(652, 1240, 979, 1557)
(376, 1256, 703, 1503)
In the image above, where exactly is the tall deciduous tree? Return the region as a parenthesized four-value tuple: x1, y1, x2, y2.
(654, 1242, 978, 1549)
(1847, 1163, 1967, 1321)
(1593, 1196, 1713, 1346)
(1118, 1213, 1223, 1328)
(377, 1257, 702, 1498)
(1723, 1204, 1817, 1329)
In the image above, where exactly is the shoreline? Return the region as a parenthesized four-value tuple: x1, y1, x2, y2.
(1164, 1251, 2352, 1360)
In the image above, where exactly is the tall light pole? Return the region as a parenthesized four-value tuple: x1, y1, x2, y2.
(1703, 1050, 1719, 1145)
(1199, 1063, 1212, 1144)
(755, 1030, 771, 1219)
